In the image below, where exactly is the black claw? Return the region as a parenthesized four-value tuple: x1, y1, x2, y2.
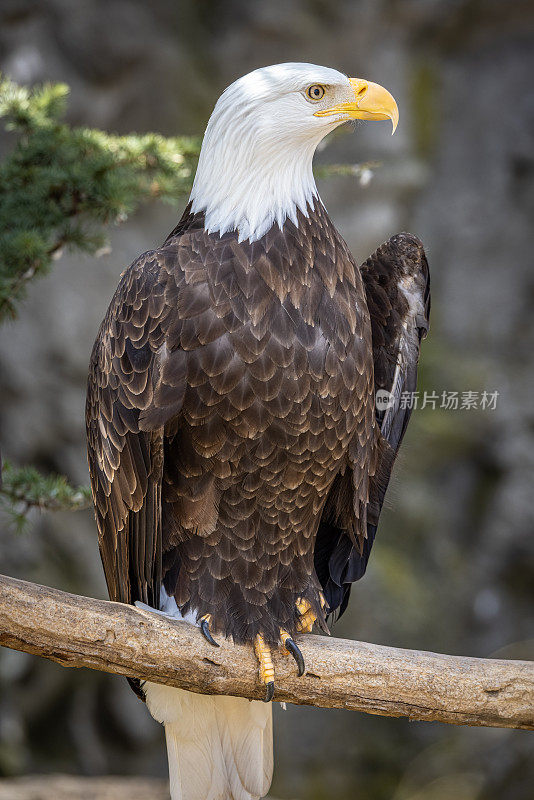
(201, 618, 219, 647)
(264, 681, 275, 703)
(285, 637, 305, 677)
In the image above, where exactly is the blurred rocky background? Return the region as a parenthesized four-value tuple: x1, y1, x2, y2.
(1, 0, 534, 798)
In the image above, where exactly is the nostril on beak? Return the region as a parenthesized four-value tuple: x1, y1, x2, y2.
(357, 86, 367, 97)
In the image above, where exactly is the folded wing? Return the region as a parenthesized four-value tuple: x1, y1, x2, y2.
(314, 233, 430, 618)
(86, 249, 184, 610)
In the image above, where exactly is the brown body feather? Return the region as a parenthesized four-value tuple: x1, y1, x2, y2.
(86, 200, 429, 644)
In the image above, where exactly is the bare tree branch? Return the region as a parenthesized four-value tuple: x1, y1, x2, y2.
(0, 573, 532, 730)
(0, 775, 170, 800)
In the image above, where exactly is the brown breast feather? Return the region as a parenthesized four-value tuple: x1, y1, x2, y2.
(87, 198, 389, 644)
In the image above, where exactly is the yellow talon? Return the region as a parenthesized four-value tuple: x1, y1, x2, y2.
(295, 598, 317, 633)
(295, 598, 308, 616)
(254, 634, 275, 701)
(279, 629, 291, 647)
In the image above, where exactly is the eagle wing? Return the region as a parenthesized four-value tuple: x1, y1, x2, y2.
(314, 233, 430, 618)
(363, 233, 431, 451)
(86, 249, 184, 608)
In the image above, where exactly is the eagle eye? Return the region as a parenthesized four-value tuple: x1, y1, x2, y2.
(306, 84, 325, 101)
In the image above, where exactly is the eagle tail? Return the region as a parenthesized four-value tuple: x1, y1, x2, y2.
(145, 682, 273, 800)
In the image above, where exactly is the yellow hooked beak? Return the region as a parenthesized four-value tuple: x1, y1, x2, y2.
(314, 78, 399, 134)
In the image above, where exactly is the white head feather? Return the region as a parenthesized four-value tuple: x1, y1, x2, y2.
(189, 63, 354, 243)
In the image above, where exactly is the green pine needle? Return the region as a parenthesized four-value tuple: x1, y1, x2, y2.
(0, 76, 200, 320)
(0, 460, 92, 532)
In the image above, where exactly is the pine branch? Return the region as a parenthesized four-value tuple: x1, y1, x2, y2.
(314, 160, 380, 184)
(0, 77, 200, 320)
(0, 461, 91, 531)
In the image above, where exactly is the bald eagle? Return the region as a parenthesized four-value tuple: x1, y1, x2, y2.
(86, 63, 430, 800)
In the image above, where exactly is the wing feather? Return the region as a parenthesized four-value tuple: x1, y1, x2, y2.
(315, 233, 430, 618)
(86, 252, 173, 608)
(363, 233, 430, 453)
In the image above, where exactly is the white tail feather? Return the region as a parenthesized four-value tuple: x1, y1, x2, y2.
(145, 682, 273, 800)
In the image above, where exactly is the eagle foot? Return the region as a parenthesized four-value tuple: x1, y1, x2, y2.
(254, 634, 275, 702)
(295, 596, 320, 633)
(199, 613, 219, 647)
(254, 628, 307, 701)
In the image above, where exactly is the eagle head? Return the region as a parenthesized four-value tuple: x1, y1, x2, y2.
(190, 63, 398, 243)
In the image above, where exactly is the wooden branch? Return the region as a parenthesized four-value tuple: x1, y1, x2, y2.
(0, 573, 533, 730)
(0, 775, 170, 800)
(0, 775, 283, 800)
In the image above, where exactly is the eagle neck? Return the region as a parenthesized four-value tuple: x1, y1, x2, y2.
(189, 113, 323, 244)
